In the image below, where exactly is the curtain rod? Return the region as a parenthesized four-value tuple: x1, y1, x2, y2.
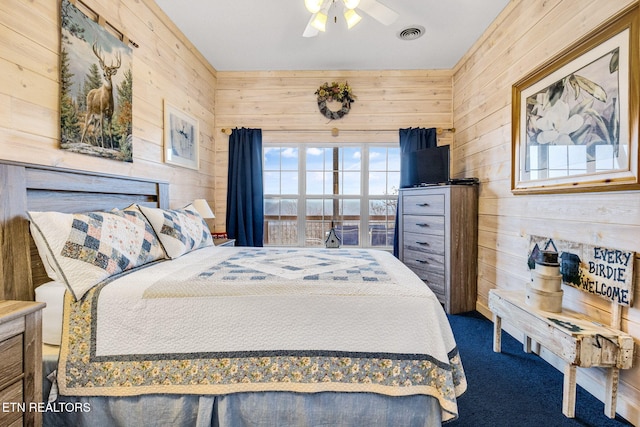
(221, 127, 455, 136)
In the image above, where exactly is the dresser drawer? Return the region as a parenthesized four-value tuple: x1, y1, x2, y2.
(0, 335, 23, 390)
(402, 215, 444, 235)
(401, 194, 445, 215)
(402, 232, 445, 256)
(404, 263, 445, 299)
(403, 249, 445, 274)
(0, 379, 23, 427)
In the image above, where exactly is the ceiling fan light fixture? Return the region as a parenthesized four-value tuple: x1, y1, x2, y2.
(343, 0, 360, 10)
(305, 0, 324, 14)
(344, 9, 362, 29)
(311, 12, 328, 32)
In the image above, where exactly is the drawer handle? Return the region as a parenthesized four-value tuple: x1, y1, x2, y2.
(417, 203, 430, 207)
(415, 259, 428, 264)
(416, 223, 429, 227)
(416, 241, 429, 246)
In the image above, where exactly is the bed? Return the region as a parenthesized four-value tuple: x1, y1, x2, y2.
(0, 161, 466, 426)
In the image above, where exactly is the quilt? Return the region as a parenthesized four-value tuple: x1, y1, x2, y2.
(58, 247, 466, 422)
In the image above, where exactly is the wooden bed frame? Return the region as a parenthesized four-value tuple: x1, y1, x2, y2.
(0, 161, 169, 302)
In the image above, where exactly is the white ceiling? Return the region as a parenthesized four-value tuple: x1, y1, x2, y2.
(154, 0, 511, 72)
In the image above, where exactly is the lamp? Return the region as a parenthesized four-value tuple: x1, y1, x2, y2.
(343, 0, 360, 9)
(310, 12, 328, 32)
(304, 0, 363, 32)
(191, 199, 215, 219)
(304, 0, 323, 13)
(344, 9, 362, 29)
(303, 0, 398, 36)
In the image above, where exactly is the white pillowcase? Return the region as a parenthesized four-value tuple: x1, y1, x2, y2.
(138, 205, 213, 259)
(28, 209, 166, 300)
(35, 281, 67, 345)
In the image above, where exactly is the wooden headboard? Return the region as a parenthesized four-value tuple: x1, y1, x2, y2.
(0, 161, 169, 301)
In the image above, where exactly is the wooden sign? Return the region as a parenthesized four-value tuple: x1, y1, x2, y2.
(529, 236, 635, 307)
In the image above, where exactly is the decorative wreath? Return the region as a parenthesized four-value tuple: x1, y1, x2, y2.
(315, 81, 356, 120)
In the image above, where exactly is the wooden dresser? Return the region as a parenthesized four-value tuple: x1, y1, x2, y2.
(398, 185, 478, 314)
(0, 300, 45, 427)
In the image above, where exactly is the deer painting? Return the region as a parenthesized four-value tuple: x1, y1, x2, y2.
(80, 43, 121, 148)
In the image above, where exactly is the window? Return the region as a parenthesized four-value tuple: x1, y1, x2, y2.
(264, 144, 399, 248)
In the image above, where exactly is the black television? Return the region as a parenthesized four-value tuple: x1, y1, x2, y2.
(401, 145, 450, 187)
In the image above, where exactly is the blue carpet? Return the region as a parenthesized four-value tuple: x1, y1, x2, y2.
(447, 311, 632, 427)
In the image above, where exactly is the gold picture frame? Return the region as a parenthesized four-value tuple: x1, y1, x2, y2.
(163, 100, 199, 170)
(512, 5, 640, 194)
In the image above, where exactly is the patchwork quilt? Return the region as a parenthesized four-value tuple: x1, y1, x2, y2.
(58, 246, 466, 422)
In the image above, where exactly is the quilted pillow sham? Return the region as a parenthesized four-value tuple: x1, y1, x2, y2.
(138, 205, 213, 259)
(28, 209, 166, 300)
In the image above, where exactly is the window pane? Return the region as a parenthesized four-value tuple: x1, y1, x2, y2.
(306, 199, 324, 217)
(279, 199, 298, 217)
(341, 199, 360, 216)
(388, 148, 400, 170)
(281, 147, 298, 170)
(306, 147, 326, 170)
(306, 171, 324, 194)
(264, 199, 280, 216)
(263, 147, 281, 170)
(388, 172, 400, 194)
(341, 147, 361, 170)
(369, 147, 387, 171)
(265, 220, 297, 246)
(264, 171, 281, 194)
(335, 222, 359, 246)
(369, 172, 387, 195)
(369, 199, 389, 217)
(305, 221, 329, 247)
(340, 172, 360, 195)
(281, 171, 298, 194)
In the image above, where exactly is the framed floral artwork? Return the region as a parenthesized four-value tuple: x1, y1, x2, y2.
(163, 101, 199, 170)
(511, 5, 640, 194)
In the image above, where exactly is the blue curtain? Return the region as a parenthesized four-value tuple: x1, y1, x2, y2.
(393, 127, 438, 257)
(226, 128, 264, 247)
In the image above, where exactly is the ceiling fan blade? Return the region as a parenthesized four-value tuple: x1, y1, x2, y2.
(358, 0, 399, 26)
(303, 13, 320, 37)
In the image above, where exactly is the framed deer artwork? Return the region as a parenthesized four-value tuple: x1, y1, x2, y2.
(59, 0, 133, 162)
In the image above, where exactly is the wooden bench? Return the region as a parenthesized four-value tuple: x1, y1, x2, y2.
(489, 289, 634, 418)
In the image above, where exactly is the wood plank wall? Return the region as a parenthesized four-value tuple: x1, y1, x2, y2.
(214, 70, 454, 228)
(0, 0, 217, 212)
(453, 0, 640, 421)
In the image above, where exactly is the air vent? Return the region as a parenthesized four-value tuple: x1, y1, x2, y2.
(397, 25, 425, 41)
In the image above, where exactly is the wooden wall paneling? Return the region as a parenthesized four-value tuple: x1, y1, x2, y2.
(0, 0, 218, 211)
(0, 22, 58, 79)
(214, 69, 454, 230)
(0, 0, 58, 52)
(454, 0, 640, 422)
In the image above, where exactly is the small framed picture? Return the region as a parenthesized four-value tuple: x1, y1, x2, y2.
(163, 100, 199, 170)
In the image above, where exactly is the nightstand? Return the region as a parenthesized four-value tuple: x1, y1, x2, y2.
(214, 238, 235, 247)
(0, 300, 45, 427)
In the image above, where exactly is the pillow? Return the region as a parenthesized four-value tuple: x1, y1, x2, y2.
(138, 205, 213, 259)
(35, 281, 67, 345)
(28, 209, 166, 300)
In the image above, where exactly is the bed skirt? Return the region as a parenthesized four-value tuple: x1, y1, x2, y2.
(44, 351, 442, 427)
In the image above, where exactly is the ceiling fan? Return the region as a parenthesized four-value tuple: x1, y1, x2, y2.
(303, 0, 399, 37)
